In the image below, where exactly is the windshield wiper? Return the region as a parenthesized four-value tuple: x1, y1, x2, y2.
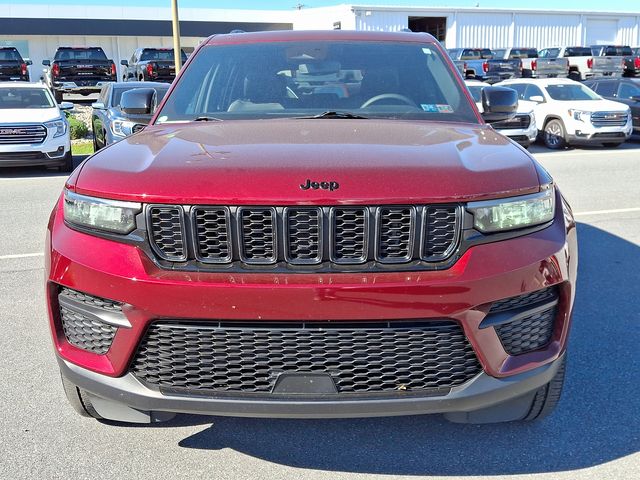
(296, 111, 369, 120)
(193, 116, 224, 122)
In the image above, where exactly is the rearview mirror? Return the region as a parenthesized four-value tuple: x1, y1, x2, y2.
(59, 102, 74, 111)
(42, 59, 50, 66)
(120, 88, 156, 115)
(91, 102, 105, 110)
(481, 86, 518, 123)
(120, 60, 129, 66)
(529, 95, 544, 103)
(25, 59, 33, 66)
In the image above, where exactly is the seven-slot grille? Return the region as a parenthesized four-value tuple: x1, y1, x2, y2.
(147, 205, 461, 268)
(130, 320, 481, 395)
(0, 124, 47, 145)
(590, 111, 628, 127)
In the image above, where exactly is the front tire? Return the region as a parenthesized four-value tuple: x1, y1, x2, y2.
(543, 119, 567, 149)
(522, 357, 566, 421)
(58, 151, 74, 172)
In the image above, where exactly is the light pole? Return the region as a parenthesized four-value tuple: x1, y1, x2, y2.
(171, 0, 182, 73)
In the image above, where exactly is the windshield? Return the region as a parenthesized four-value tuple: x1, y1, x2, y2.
(466, 85, 483, 102)
(545, 83, 600, 101)
(509, 49, 538, 59)
(0, 49, 22, 61)
(156, 41, 477, 123)
(0, 88, 55, 109)
(54, 48, 107, 61)
(112, 86, 169, 107)
(564, 47, 592, 57)
(140, 49, 187, 62)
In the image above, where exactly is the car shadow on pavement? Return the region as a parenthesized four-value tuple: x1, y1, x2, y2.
(171, 221, 639, 476)
(0, 155, 87, 179)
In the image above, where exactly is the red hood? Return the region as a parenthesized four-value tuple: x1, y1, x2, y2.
(72, 119, 541, 204)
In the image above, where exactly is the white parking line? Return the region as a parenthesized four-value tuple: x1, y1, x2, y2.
(573, 207, 640, 217)
(0, 252, 44, 260)
(534, 148, 640, 158)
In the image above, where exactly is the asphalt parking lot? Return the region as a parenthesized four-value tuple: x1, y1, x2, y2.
(1, 142, 639, 479)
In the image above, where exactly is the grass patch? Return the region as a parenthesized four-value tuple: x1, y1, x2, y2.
(72, 141, 94, 156)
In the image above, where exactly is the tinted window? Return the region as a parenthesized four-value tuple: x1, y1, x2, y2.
(140, 49, 187, 62)
(524, 84, 544, 100)
(545, 83, 600, 101)
(0, 49, 22, 61)
(539, 48, 559, 58)
(112, 85, 170, 107)
(509, 49, 538, 59)
(54, 48, 107, 61)
(0, 88, 54, 109)
(618, 82, 640, 99)
(564, 47, 592, 57)
(157, 41, 478, 123)
(467, 85, 483, 102)
(594, 81, 617, 97)
(504, 83, 527, 99)
(602, 46, 632, 56)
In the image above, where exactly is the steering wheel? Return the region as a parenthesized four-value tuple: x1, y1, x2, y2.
(360, 93, 417, 109)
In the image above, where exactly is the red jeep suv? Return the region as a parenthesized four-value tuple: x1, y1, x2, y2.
(46, 31, 577, 424)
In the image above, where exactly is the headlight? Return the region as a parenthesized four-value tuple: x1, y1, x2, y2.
(568, 109, 591, 122)
(63, 189, 141, 234)
(111, 119, 138, 138)
(467, 185, 555, 233)
(44, 117, 67, 138)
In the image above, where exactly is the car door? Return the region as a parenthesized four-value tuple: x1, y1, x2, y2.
(616, 81, 640, 132)
(93, 84, 111, 147)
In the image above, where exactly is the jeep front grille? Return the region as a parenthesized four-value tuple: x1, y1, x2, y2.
(146, 205, 462, 270)
(130, 320, 481, 396)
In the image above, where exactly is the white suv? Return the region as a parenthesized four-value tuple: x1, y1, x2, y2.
(497, 78, 632, 149)
(0, 82, 73, 170)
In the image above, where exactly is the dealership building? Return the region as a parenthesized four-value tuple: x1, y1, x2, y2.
(1, 2, 639, 81)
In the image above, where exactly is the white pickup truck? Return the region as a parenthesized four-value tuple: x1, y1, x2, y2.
(539, 47, 623, 81)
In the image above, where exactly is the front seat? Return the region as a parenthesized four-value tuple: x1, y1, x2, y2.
(228, 72, 287, 112)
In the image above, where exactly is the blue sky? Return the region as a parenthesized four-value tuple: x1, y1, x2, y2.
(0, 0, 638, 11)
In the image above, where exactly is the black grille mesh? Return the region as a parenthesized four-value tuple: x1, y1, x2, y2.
(286, 208, 321, 263)
(240, 208, 276, 262)
(58, 288, 121, 355)
(378, 207, 413, 260)
(332, 207, 367, 262)
(423, 206, 459, 260)
(148, 206, 185, 261)
(496, 307, 556, 355)
(131, 321, 481, 395)
(193, 208, 231, 262)
(490, 287, 557, 313)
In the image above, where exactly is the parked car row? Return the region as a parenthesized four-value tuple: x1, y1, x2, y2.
(450, 45, 640, 83)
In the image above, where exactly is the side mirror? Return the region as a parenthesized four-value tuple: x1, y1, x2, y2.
(529, 95, 544, 103)
(42, 59, 50, 66)
(25, 59, 33, 66)
(631, 95, 640, 102)
(481, 86, 518, 123)
(120, 88, 155, 115)
(120, 60, 129, 66)
(91, 102, 105, 110)
(59, 102, 74, 111)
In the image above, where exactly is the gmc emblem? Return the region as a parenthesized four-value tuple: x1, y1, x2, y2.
(0, 128, 27, 135)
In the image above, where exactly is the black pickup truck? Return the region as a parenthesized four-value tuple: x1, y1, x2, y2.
(0, 47, 32, 81)
(120, 48, 187, 83)
(42, 47, 116, 102)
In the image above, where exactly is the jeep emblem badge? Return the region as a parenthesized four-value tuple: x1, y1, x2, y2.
(300, 179, 339, 191)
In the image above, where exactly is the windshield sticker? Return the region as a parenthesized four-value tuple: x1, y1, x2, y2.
(420, 104, 439, 112)
(437, 104, 454, 113)
(421, 47, 433, 55)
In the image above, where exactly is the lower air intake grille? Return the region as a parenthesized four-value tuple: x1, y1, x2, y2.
(130, 320, 481, 396)
(58, 288, 121, 354)
(490, 287, 558, 313)
(495, 306, 556, 355)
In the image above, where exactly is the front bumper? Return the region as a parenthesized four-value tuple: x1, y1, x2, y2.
(53, 80, 111, 93)
(566, 119, 633, 144)
(498, 123, 538, 147)
(0, 134, 70, 167)
(46, 191, 577, 419)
